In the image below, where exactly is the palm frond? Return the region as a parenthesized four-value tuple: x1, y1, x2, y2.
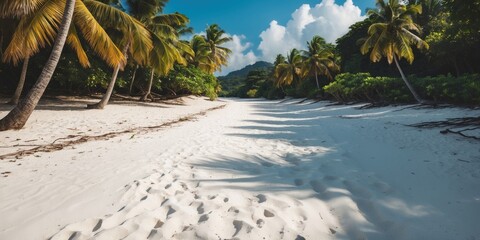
(74, 0, 125, 68)
(0, 0, 46, 18)
(84, 0, 153, 65)
(66, 23, 90, 67)
(3, 0, 63, 64)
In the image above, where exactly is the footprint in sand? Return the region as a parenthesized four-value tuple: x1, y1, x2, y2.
(198, 214, 209, 223)
(256, 194, 267, 203)
(256, 219, 265, 228)
(343, 180, 372, 199)
(147, 229, 158, 239)
(232, 220, 253, 237)
(294, 179, 304, 186)
(154, 220, 164, 228)
(166, 206, 176, 218)
(264, 209, 275, 218)
(197, 203, 205, 214)
(310, 180, 326, 193)
(295, 235, 306, 240)
(228, 207, 240, 214)
(92, 219, 103, 232)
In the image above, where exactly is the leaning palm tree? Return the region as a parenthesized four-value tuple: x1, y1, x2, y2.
(86, 0, 153, 109)
(0, 0, 128, 130)
(203, 24, 232, 74)
(301, 36, 339, 89)
(274, 49, 303, 87)
(2, 1, 127, 105)
(360, 0, 429, 103)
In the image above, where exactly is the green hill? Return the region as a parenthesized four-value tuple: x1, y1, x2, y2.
(218, 61, 274, 97)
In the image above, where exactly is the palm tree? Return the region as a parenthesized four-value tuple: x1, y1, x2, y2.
(86, 0, 154, 109)
(2, 0, 126, 105)
(273, 54, 286, 67)
(203, 24, 232, 74)
(187, 35, 214, 72)
(274, 49, 303, 87)
(140, 13, 191, 101)
(360, 0, 429, 103)
(301, 36, 339, 89)
(0, 0, 77, 130)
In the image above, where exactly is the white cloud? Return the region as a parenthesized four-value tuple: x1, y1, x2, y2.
(258, 0, 365, 61)
(216, 34, 258, 76)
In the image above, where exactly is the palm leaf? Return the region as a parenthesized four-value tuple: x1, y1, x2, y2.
(3, 0, 63, 64)
(0, 0, 47, 18)
(74, 0, 126, 68)
(84, 0, 153, 65)
(66, 23, 90, 67)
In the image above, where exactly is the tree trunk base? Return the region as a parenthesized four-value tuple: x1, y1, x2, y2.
(86, 103, 104, 109)
(140, 93, 153, 102)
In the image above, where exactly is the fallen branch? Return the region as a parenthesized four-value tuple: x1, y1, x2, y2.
(0, 105, 226, 161)
(440, 127, 480, 140)
(409, 117, 480, 141)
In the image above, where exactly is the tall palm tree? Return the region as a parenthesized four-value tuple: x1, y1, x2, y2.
(0, 0, 77, 130)
(140, 12, 191, 101)
(203, 24, 232, 74)
(301, 36, 339, 89)
(360, 0, 429, 103)
(2, 0, 127, 105)
(0, 0, 152, 129)
(274, 49, 303, 87)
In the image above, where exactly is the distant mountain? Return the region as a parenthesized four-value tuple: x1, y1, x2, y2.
(222, 61, 273, 78)
(218, 61, 275, 97)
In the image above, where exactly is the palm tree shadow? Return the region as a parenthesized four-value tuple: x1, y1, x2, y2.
(192, 99, 440, 239)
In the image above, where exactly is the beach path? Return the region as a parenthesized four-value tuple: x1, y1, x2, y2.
(1, 98, 479, 240)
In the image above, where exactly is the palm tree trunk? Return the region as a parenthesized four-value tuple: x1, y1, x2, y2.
(393, 54, 423, 103)
(128, 64, 139, 96)
(88, 44, 129, 109)
(314, 69, 320, 90)
(0, 0, 76, 131)
(141, 68, 155, 101)
(9, 56, 30, 105)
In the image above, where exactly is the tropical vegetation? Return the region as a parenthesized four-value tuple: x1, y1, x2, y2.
(0, 0, 232, 131)
(1, 0, 479, 131)
(222, 0, 479, 106)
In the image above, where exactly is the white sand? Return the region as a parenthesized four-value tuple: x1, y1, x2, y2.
(0, 98, 479, 240)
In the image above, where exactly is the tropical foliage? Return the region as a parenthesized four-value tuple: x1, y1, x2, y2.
(360, 0, 429, 103)
(0, 0, 232, 130)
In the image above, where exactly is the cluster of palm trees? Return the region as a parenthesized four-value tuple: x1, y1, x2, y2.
(0, 0, 232, 131)
(273, 0, 430, 103)
(273, 36, 340, 90)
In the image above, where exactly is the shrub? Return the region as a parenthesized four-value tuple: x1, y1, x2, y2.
(324, 73, 480, 105)
(160, 65, 219, 100)
(246, 89, 258, 98)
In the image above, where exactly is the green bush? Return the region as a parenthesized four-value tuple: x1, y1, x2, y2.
(246, 89, 258, 98)
(324, 73, 480, 105)
(160, 65, 219, 100)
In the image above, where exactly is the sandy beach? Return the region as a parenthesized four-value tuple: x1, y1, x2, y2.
(1, 98, 479, 240)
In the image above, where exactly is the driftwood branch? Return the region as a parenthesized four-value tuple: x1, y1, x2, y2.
(409, 117, 480, 141)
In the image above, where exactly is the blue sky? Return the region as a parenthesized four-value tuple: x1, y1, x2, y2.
(165, 0, 375, 75)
